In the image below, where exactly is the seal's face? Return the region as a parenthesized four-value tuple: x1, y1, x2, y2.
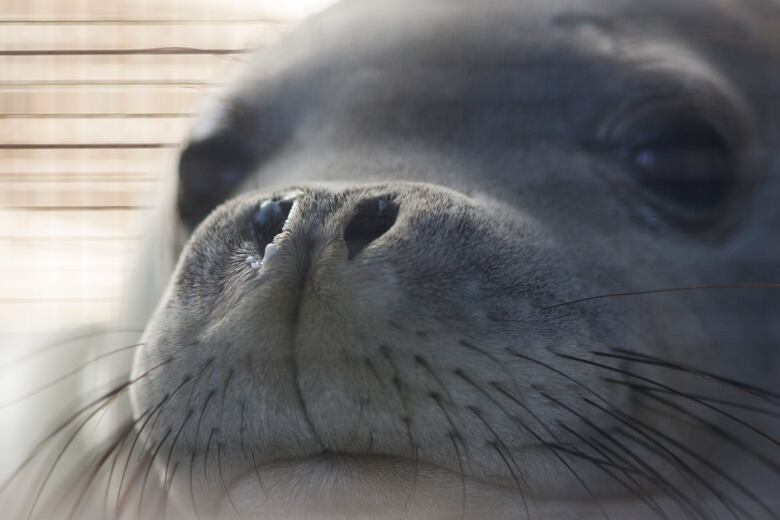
(128, 0, 780, 518)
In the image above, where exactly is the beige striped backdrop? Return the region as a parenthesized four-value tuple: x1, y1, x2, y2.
(0, 0, 334, 333)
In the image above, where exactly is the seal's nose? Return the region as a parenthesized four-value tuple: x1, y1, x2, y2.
(343, 196, 399, 259)
(248, 190, 400, 270)
(251, 195, 296, 261)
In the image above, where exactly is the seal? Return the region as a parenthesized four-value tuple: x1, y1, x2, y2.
(4, 0, 780, 519)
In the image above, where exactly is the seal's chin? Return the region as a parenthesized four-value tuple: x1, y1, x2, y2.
(218, 454, 527, 520)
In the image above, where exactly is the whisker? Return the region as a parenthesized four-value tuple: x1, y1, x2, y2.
(114, 449, 151, 519)
(248, 449, 267, 504)
(556, 422, 670, 520)
(189, 390, 216, 517)
(66, 421, 136, 520)
(541, 283, 780, 310)
(0, 358, 169, 504)
(25, 390, 129, 520)
(558, 353, 780, 447)
(603, 379, 780, 418)
(615, 385, 780, 475)
(452, 362, 610, 519)
(429, 392, 467, 520)
(188, 451, 204, 520)
(116, 405, 162, 512)
(468, 406, 531, 520)
(204, 428, 218, 485)
(138, 428, 172, 517)
(238, 398, 266, 506)
(219, 369, 235, 417)
(414, 355, 454, 403)
(494, 347, 743, 518)
(117, 373, 192, 508)
(491, 382, 613, 520)
(407, 442, 420, 510)
(542, 391, 709, 520)
(509, 347, 763, 513)
(0, 343, 144, 408)
(164, 410, 193, 489)
(161, 461, 180, 520)
(142, 360, 212, 460)
(218, 440, 243, 519)
(520, 346, 775, 517)
(554, 424, 642, 475)
(378, 345, 420, 493)
(614, 426, 763, 520)
(1, 328, 143, 369)
(416, 352, 470, 518)
(183, 357, 217, 413)
(594, 349, 780, 405)
(104, 409, 150, 516)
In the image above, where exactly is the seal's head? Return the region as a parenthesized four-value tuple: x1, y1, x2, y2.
(126, 0, 780, 518)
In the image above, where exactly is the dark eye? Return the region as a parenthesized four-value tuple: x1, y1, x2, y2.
(626, 117, 735, 213)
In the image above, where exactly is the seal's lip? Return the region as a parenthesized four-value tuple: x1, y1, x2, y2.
(247, 451, 451, 476)
(221, 452, 536, 520)
(253, 451, 443, 471)
(239, 450, 525, 494)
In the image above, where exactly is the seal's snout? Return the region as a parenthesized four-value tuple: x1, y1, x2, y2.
(132, 181, 561, 513)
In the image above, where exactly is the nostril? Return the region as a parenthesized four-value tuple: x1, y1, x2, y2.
(344, 196, 399, 259)
(252, 195, 295, 257)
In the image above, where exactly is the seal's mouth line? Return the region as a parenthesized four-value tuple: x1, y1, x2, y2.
(252, 451, 441, 472)
(247, 452, 464, 482)
(245, 449, 539, 494)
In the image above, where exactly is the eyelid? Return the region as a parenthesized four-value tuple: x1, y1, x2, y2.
(585, 38, 755, 154)
(590, 95, 747, 164)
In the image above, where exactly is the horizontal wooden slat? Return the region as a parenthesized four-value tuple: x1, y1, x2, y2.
(0, 179, 158, 207)
(0, 239, 139, 270)
(0, 209, 147, 238)
(0, 173, 159, 181)
(0, 150, 175, 175)
(0, 18, 290, 24)
(0, 232, 136, 331)
(0, 87, 207, 117)
(0, 0, 335, 20)
(0, 48, 253, 57)
(1, 54, 242, 83)
(0, 301, 120, 332)
(0, 113, 192, 119)
(0, 270, 127, 300)
(0, 117, 190, 146)
(0, 144, 177, 150)
(0, 22, 285, 52)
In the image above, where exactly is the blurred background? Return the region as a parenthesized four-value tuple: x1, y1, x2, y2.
(0, 0, 336, 335)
